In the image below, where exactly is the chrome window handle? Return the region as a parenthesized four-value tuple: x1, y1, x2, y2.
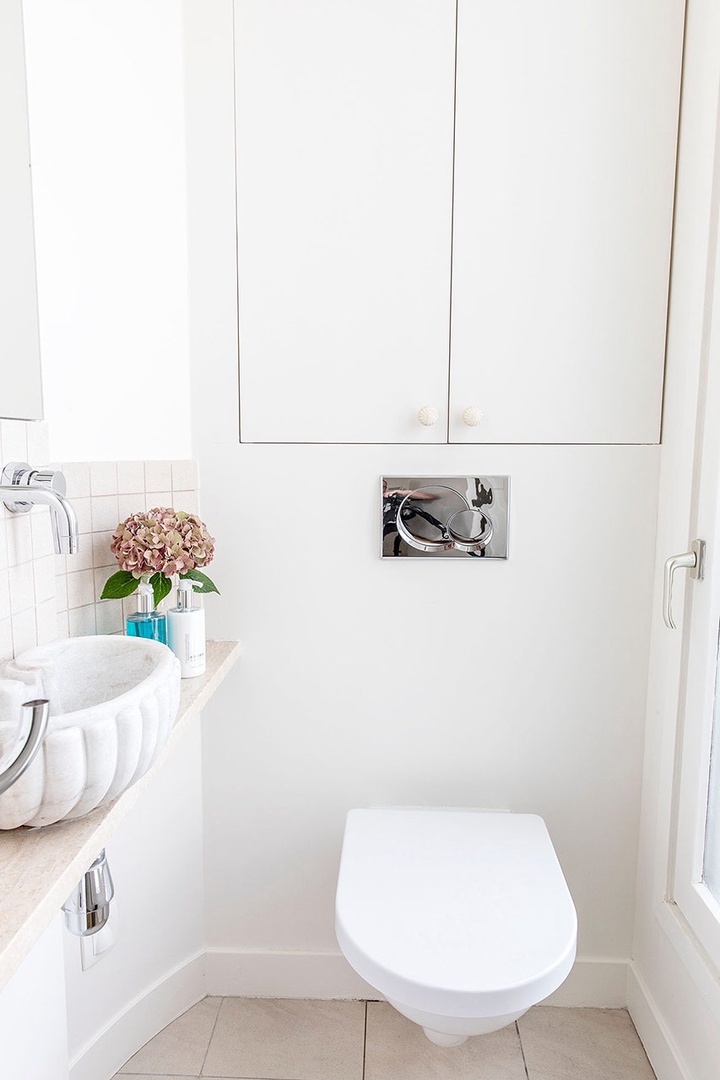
(663, 539, 706, 629)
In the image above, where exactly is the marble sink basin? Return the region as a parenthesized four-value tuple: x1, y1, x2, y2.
(0, 636, 181, 829)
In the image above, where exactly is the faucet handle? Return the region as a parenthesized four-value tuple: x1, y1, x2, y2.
(28, 469, 67, 496)
(1, 461, 66, 495)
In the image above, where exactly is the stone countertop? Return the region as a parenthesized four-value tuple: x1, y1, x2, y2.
(0, 639, 241, 993)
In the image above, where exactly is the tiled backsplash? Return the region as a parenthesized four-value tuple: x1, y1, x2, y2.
(0, 418, 200, 660)
(0, 420, 56, 659)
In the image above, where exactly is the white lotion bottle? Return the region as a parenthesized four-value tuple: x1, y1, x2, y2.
(167, 579, 206, 677)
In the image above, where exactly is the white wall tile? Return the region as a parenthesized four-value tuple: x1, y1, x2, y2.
(145, 460, 172, 492)
(90, 461, 118, 496)
(35, 599, 58, 646)
(4, 514, 33, 567)
(95, 600, 124, 635)
(25, 421, 50, 464)
(55, 574, 68, 613)
(0, 420, 28, 463)
(172, 460, 199, 492)
(68, 605, 96, 637)
(0, 446, 199, 658)
(44, 457, 199, 651)
(177, 490, 200, 515)
(91, 495, 120, 533)
(62, 462, 91, 498)
(118, 493, 144, 520)
(93, 567, 114, 602)
(116, 461, 145, 494)
(30, 510, 55, 559)
(0, 619, 13, 661)
(33, 555, 57, 604)
(11, 609, 37, 655)
(66, 540, 93, 572)
(149, 491, 173, 510)
(92, 531, 116, 569)
(9, 563, 35, 614)
(0, 570, 10, 620)
(66, 569, 96, 610)
(72, 498, 93, 535)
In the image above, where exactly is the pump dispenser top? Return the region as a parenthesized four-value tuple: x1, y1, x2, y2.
(126, 582, 167, 644)
(167, 579, 206, 677)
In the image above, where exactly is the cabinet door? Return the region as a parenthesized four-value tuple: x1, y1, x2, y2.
(450, 0, 684, 443)
(235, 0, 455, 443)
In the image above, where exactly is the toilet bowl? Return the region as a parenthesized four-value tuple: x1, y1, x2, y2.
(335, 808, 577, 1047)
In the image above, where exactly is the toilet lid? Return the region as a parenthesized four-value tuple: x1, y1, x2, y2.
(335, 809, 577, 1018)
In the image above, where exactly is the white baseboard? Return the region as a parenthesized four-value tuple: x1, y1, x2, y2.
(544, 955, 628, 1007)
(206, 948, 628, 1007)
(69, 950, 206, 1080)
(627, 964, 690, 1080)
(67, 948, 635, 1080)
(205, 948, 378, 999)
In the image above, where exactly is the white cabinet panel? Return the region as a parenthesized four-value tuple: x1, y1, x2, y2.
(450, 0, 684, 443)
(235, 0, 456, 443)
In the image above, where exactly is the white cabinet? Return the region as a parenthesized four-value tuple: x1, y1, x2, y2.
(235, 0, 456, 444)
(235, 0, 684, 444)
(449, 0, 684, 444)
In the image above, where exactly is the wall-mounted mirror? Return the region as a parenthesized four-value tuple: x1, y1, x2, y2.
(0, 0, 43, 420)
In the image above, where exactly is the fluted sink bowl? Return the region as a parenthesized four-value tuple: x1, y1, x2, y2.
(0, 636, 181, 829)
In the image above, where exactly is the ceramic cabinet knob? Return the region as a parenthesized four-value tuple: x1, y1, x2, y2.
(462, 406, 484, 427)
(417, 405, 439, 427)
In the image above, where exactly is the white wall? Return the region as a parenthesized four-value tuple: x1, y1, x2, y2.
(16, 0, 677, 1025)
(22, 0, 192, 462)
(185, 0, 660, 1001)
(0, 915, 69, 1080)
(63, 718, 206, 1080)
(629, 1, 720, 1077)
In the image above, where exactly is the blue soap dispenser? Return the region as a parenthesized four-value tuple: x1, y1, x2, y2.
(126, 582, 167, 644)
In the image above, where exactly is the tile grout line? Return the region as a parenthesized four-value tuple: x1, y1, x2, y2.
(361, 999, 369, 1080)
(516, 1020, 531, 1080)
(197, 994, 225, 1078)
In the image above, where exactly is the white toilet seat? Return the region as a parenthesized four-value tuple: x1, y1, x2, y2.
(335, 809, 577, 1020)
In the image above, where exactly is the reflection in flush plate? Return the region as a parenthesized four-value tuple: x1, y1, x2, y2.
(381, 476, 509, 559)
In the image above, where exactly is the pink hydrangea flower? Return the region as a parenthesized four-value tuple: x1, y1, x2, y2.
(110, 508, 215, 580)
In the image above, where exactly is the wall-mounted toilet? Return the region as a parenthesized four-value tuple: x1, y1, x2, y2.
(335, 808, 577, 1047)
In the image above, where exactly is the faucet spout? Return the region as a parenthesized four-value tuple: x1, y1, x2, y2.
(1, 463, 80, 556)
(0, 700, 50, 796)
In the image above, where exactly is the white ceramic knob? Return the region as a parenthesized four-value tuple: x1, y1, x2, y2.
(417, 405, 439, 427)
(462, 405, 484, 427)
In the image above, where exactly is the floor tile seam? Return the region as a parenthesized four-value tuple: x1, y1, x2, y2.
(361, 999, 368, 1080)
(197, 994, 226, 1077)
(515, 1020, 530, 1080)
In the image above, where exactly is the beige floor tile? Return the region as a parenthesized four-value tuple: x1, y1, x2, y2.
(365, 1002, 527, 1080)
(201, 997, 365, 1080)
(118, 997, 222, 1075)
(518, 1006, 656, 1080)
(117, 1076, 199, 1079)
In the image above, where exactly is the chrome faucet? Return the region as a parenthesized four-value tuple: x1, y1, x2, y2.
(0, 699, 50, 796)
(1, 461, 79, 555)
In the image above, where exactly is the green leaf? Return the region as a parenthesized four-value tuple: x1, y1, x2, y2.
(180, 569, 220, 595)
(149, 573, 174, 609)
(100, 571, 140, 600)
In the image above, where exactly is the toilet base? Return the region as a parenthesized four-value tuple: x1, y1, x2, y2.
(422, 1028, 469, 1047)
(387, 997, 528, 1045)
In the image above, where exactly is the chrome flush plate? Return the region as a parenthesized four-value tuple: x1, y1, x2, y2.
(381, 476, 510, 559)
